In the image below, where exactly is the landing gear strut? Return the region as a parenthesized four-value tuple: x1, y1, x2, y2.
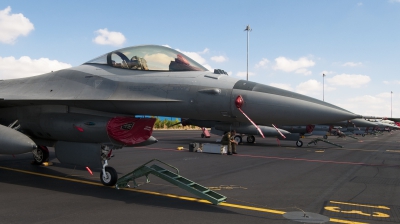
(32, 146, 49, 165)
(100, 146, 118, 186)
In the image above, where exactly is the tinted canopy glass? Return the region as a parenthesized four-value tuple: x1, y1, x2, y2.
(85, 45, 208, 72)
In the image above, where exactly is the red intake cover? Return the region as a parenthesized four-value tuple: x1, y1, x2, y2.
(305, 125, 315, 133)
(107, 117, 156, 146)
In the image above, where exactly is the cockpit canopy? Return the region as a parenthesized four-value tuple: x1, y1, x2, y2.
(85, 45, 208, 72)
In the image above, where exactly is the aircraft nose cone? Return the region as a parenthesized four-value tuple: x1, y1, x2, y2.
(232, 81, 360, 125)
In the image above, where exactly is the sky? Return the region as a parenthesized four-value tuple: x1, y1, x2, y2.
(0, 0, 399, 118)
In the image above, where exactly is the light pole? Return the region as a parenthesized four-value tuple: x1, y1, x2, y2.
(244, 25, 252, 81)
(322, 73, 326, 101)
(391, 91, 393, 118)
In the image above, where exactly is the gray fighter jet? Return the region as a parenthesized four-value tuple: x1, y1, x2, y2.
(0, 45, 360, 186)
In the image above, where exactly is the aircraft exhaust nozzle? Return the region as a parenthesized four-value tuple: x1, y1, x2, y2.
(0, 124, 37, 155)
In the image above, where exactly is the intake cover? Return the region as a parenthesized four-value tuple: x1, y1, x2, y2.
(106, 117, 156, 145)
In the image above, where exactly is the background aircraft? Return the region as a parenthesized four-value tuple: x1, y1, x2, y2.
(0, 45, 360, 186)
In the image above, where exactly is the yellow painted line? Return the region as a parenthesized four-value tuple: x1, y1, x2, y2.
(329, 218, 368, 224)
(0, 166, 366, 223)
(0, 166, 103, 186)
(219, 202, 285, 215)
(330, 201, 390, 210)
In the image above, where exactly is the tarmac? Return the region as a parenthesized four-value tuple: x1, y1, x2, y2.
(1, 130, 400, 224)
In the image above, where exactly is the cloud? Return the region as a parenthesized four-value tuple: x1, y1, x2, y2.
(236, 71, 255, 78)
(327, 74, 370, 88)
(389, 0, 400, 3)
(210, 55, 227, 63)
(268, 83, 293, 91)
(342, 62, 362, 67)
(93, 28, 126, 46)
(295, 79, 322, 95)
(383, 80, 400, 85)
(255, 58, 270, 68)
(0, 56, 71, 80)
(0, 6, 34, 44)
(293, 79, 336, 98)
(377, 92, 393, 98)
(273, 56, 315, 75)
(336, 94, 397, 117)
(357, 2, 363, 6)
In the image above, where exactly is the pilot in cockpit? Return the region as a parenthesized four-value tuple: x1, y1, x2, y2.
(126, 56, 148, 70)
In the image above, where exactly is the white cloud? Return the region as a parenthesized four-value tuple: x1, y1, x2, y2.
(342, 62, 362, 67)
(327, 74, 370, 88)
(330, 92, 398, 118)
(273, 56, 315, 75)
(357, 2, 363, 6)
(210, 55, 227, 63)
(200, 48, 209, 54)
(295, 79, 322, 95)
(93, 28, 126, 46)
(0, 6, 34, 44)
(377, 92, 393, 98)
(294, 68, 312, 76)
(255, 58, 270, 68)
(268, 83, 293, 91)
(236, 71, 255, 78)
(0, 56, 71, 80)
(293, 79, 336, 98)
(383, 80, 400, 85)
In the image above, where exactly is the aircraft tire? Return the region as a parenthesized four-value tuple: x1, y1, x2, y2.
(100, 167, 118, 186)
(296, 140, 303, 147)
(234, 135, 242, 144)
(323, 135, 328, 139)
(32, 146, 49, 165)
(362, 134, 365, 137)
(247, 135, 255, 143)
(201, 133, 205, 138)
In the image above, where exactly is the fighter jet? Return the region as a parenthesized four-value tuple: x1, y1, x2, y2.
(0, 45, 360, 186)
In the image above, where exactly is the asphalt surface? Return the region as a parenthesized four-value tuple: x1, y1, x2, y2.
(1, 130, 400, 224)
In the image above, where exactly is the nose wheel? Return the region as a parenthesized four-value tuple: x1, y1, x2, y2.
(100, 166, 118, 186)
(296, 140, 303, 147)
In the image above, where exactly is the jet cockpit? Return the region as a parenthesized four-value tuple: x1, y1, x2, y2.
(85, 45, 208, 72)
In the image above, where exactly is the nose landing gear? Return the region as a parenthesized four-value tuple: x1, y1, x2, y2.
(100, 146, 118, 186)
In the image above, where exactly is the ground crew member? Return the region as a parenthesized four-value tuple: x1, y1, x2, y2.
(228, 130, 238, 155)
(221, 130, 238, 155)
